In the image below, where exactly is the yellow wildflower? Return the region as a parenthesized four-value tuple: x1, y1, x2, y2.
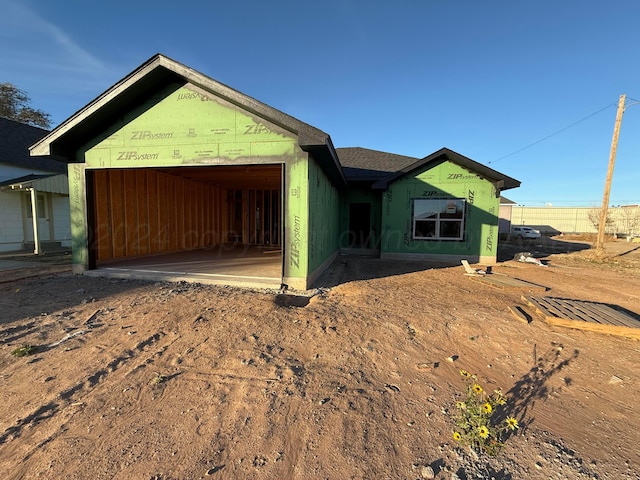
(478, 426, 489, 439)
(472, 384, 483, 394)
(453, 431, 462, 441)
(482, 402, 493, 414)
(456, 401, 467, 410)
(460, 370, 471, 377)
(493, 390, 507, 405)
(506, 417, 519, 430)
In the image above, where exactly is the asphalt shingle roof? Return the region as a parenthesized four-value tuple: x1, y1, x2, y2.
(0, 117, 66, 174)
(336, 147, 418, 182)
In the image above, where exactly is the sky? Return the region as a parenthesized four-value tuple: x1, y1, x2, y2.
(1, 0, 639, 207)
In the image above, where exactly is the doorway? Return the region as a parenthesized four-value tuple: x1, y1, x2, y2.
(348, 203, 371, 248)
(24, 192, 51, 241)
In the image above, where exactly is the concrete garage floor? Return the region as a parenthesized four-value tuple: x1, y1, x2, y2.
(86, 246, 283, 289)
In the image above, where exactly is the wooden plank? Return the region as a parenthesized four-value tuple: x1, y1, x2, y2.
(123, 170, 138, 256)
(508, 305, 532, 324)
(527, 296, 639, 328)
(184, 177, 194, 249)
(461, 259, 480, 275)
(157, 172, 169, 252)
(521, 295, 640, 339)
(541, 297, 582, 320)
(585, 303, 639, 328)
(220, 188, 227, 244)
(242, 189, 249, 244)
(109, 170, 126, 258)
(199, 182, 206, 247)
(523, 296, 566, 319)
(202, 183, 210, 246)
(212, 186, 218, 245)
(545, 316, 640, 340)
(175, 177, 184, 250)
(469, 275, 547, 291)
(93, 170, 112, 260)
(166, 173, 177, 252)
(147, 170, 160, 254)
(136, 169, 150, 256)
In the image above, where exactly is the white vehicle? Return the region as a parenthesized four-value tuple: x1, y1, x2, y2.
(511, 226, 541, 239)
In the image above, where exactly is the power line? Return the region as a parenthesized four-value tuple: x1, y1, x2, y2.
(489, 102, 617, 165)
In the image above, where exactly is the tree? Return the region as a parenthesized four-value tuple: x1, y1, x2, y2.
(617, 205, 640, 237)
(587, 207, 614, 233)
(0, 83, 51, 129)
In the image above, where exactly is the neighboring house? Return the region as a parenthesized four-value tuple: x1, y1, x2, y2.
(29, 54, 520, 289)
(0, 117, 70, 253)
(498, 196, 517, 235)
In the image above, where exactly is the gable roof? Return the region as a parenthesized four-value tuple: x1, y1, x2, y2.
(0, 117, 66, 174)
(372, 147, 520, 191)
(336, 147, 418, 182)
(29, 53, 346, 187)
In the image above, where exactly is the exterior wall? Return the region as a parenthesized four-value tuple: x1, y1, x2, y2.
(0, 164, 71, 252)
(511, 205, 640, 236)
(69, 164, 89, 273)
(82, 82, 296, 168)
(0, 190, 24, 252)
(51, 194, 71, 247)
(339, 185, 382, 251)
(282, 153, 309, 289)
(380, 161, 499, 264)
(498, 203, 513, 234)
(306, 156, 340, 285)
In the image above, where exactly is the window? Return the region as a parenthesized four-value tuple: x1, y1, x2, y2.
(413, 198, 465, 240)
(26, 193, 46, 219)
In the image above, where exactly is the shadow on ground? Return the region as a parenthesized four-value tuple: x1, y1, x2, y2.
(497, 237, 591, 262)
(312, 256, 461, 288)
(313, 237, 592, 289)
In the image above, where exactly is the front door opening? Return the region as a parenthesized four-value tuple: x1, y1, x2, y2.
(349, 203, 371, 248)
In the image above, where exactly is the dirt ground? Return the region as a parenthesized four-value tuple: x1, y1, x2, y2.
(1, 236, 639, 480)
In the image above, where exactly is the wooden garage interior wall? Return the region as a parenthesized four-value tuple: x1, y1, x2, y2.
(92, 169, 224, 261)
(91, 168, 282, 262)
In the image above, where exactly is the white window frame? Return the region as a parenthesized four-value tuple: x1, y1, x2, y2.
(412, 198, 466, 241)
(25, 192, 47, 219)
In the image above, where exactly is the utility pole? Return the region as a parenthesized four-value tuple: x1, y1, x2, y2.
(595, 94, 626, 257)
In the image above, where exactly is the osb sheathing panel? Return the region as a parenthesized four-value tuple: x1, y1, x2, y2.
(93, 169, 228, 261)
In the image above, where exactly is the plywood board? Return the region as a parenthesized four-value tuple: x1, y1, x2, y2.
(135, 170, 150, 256)
(93, 170, 111, 260)
(522, 295, 640, 340)
(468, 274, 548, 291)
(109, 170, 126, 258)
(147, 171, 160, 254)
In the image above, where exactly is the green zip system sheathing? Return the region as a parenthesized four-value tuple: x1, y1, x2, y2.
(381, 160, 500, 264)
(69, 83, 320, 289)
(306, 158, 341, 283)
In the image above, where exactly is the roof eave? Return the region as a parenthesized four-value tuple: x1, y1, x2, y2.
(29, 53, 329, 158)
(300, 135, 348, 189)
(372, 147, 521, 192)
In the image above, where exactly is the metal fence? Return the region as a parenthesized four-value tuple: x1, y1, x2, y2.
(510, 205, 640, 236)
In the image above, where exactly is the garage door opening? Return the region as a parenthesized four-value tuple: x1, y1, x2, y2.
(86, 164, 283, 288)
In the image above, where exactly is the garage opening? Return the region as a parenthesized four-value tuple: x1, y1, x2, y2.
(86, 164, 283, 288)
